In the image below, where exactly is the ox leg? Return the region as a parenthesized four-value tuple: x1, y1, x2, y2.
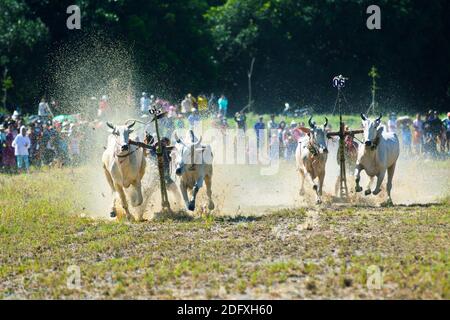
(130, 181, 144, 207)
(365, 177, 374, 196)
(386, 163, 396, 204)
(103, 166, 117, 218)
(372, 170, 386, 196)
(188, 175, 205, 211)
(355, 164, 363, 193)
(180, 184, 190, 211)
(188, 185, 200, 211)
(334, 175, 340, 197)
(133, 181, 145, 222)
(298, 168, 306, 196)
(116, 185, 133, 221)
(167, 182, 182, 207)
(305, 172, 320, 203)
(205, 174, 215, 210)
(308, 172, 318, 195)
(317, 171, 325, 204)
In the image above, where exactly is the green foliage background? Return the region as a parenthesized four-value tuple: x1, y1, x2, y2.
(1, 0, 449, 114)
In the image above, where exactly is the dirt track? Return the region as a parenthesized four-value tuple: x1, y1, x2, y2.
(0, 155, 448, 299)
(82, 145, 450, 220)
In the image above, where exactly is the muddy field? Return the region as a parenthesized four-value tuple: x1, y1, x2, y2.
(0, 158, 449, 299)
(78, 133, 450, 219)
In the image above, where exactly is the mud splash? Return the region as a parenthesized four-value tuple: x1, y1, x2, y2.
(48, 36, 449, 220)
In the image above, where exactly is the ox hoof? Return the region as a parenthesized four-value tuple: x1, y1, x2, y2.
(372, 189, 381, 196)
(110, 211, 116, 218)
(313, 185, 318, 191)
(208, 202, 215, 210)
(355, 186, 363, 193)
(365, 189, 372, 196)
(188, 201, 196, 211)
(381, 199, 394, 207)
(316, 199, 322, 205)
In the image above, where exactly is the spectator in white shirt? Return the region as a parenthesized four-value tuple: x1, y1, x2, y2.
(12, 126, 31, 173)
(38, 97, 51, 119)
(387, 112, 397, 133)
(140, 92, 150, 114)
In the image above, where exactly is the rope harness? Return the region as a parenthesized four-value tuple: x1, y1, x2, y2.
(112, 135, 139, 164)
(308, 142, 319, 157)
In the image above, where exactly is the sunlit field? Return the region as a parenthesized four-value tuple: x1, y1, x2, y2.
(1, 159, 448, 299)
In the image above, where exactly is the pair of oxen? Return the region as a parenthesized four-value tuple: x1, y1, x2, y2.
(102, 122, 213, 221)
(295, 113, 399, 204)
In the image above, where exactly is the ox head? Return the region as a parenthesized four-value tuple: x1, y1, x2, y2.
(308, 117, 329, 154)
(361, 113, 382, 148)
(107, 121, 135, 154)
(173, 130, 203, 176)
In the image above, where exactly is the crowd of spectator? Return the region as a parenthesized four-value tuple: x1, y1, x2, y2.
(388, 110, 450, 157)
(0, 107, 98, 174)
(1, 91, 448, 174)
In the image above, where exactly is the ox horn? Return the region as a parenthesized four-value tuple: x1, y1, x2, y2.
(106, 122, 115, 130)
(127, 121, 136, 129)
(376, 113, 382, 122)
(195, 136, 202, 146)
(324, 117, 328, 128)
(174, 132, 183, 144)
(308, 117, 316, 129)
(361, 113, 368, 121)
(189, 130, 196, 143)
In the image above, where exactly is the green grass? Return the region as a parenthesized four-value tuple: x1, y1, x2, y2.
(205, 111, 439, 131)
(0, 167, 449, 299)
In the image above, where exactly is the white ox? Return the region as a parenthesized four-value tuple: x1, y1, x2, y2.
(173, 130, 214, 211)
(295, 117, 329, 204)
(102, 121, 146, 220)
(355, 114, 400, 204)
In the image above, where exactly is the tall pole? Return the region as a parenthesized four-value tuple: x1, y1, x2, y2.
(332, 75, 349, 199)
(247, 57, 255, 113)
(150, 105, 171, 212)
(338, 87, 348, 199)
(368, 66, 378, 116)
(329, 76, 363, 200)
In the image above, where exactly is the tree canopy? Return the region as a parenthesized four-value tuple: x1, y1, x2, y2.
(1, 0, 449, 114)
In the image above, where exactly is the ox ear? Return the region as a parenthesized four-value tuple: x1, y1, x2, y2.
(323, 117, 328, 128)
(361, 113, 367, 121)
